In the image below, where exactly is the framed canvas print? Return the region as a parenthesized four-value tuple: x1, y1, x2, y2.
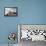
(4, 7, 18, 16)
(18, 24, 46, 42)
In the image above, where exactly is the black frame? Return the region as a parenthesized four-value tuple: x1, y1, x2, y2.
(4, 7, 18, 16)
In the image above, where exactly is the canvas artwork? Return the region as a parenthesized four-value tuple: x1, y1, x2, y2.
(4, 7, 18, 16)
(18, 24, 46, 41)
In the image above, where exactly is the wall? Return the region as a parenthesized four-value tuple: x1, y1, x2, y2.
(20, 0, 46, 24)
(0, 0, 46, 44)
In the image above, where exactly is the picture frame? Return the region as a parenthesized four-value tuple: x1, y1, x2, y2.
(4, 7, 18, 16)
(18, 24, 46, 42)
